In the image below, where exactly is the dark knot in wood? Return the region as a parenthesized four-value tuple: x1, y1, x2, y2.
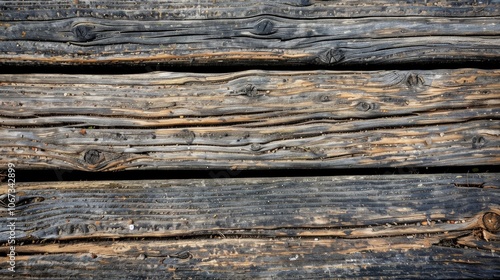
(72, 24, 96, 42)
(406, 73, 425, 88)
(240, 84, 258, 97)
(471, 135, 486, 149)
(318, 48, 345, 64)
(169, 250, 193, 259)
(299, 0, 313, 6)
(84, 149, 102, 165)
(286, 0, 313, 6)
(318, 94, 330, 102)
(250, 143, 262, 151)
(179, 129, 196, 145)
(252, 19, 276, 35)
(356, 102, 373, 111)
(483, 212, 499, 232)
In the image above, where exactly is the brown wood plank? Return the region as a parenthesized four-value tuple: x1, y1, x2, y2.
(0, 173, 499, 278)
(1, 69, 499, 171)
(1, 174, 498, 242)
(1, 237, 499, 279)
(1, 7, 499, 66)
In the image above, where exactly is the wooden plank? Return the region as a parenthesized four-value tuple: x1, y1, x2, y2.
(2, 0, 499, 21)
(1, 4, 499, 66)
(1, 174, 498, 242)
(1, 237, 499, 279)
(0, 174, 498, 278)
(1, 69, 499, 171)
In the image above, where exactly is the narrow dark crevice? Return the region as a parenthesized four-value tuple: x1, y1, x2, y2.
(1, 59, 499, 76)
(12, 165, 496, 182)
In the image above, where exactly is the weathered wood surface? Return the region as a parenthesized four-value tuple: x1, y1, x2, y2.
(2, 0, 499, 20)
(2, 238, 499, 279)
(1, 174, 499, 241)
(0, 174, 499, 278)
(0, 1, 499, 66)
(1, 69, 499, 171)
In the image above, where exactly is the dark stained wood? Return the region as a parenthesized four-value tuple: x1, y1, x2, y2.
(0, 174, 498, 241)
(1, 1, 499, 278)
(1, 237, 499, 279)
(0, 174, 498, 278)
(1, 69, 499, 171)
(0, 1, 499, 66)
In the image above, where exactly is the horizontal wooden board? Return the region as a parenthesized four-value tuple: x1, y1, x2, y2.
(0, 174, 498, 242)
(1, 69, 499, 170)
(0, 8, 499, 66)
(1, 237, 499, 279)
(2, 0, 499, 21)
(0, 174, 499, 278)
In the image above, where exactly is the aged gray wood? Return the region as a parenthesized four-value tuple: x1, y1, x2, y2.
(0, 7, 499, 66)
(2, 0, 499, 21)
(0, 174, 498, 278)
(0, 174, 498, 242)
(1, 69, 499, 171)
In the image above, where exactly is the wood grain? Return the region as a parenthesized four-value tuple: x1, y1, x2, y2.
(0, 174, 498, 242)
(0, 3, 499, 66)
(0, 174, 498, 278)
(1, 237, 499, 279)
(1, 69, 499, 171)
(2, 0, 499, 21)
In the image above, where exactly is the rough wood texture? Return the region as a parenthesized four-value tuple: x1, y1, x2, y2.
(1, 69, 499, 171)
(0, 1, 499, 66)
(0, 174, 499, 278)
(2, 238, 499, 279)
(2, 0, 499, 20)
(1, 174, 499, 241)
